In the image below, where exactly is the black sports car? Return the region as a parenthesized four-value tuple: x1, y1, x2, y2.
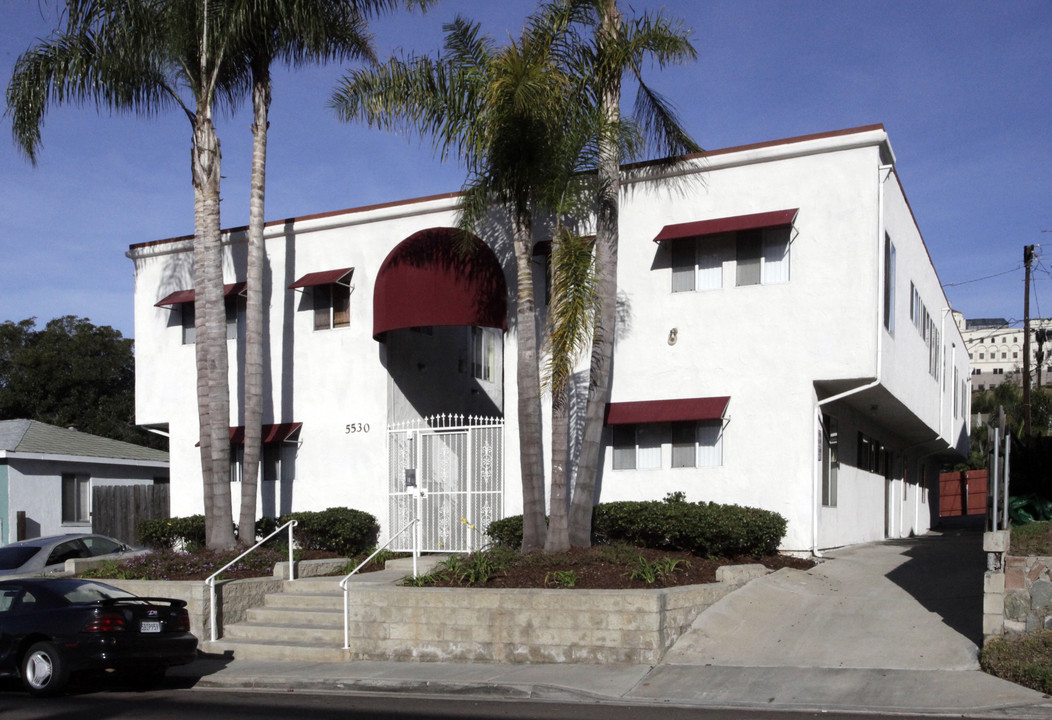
(0, 577, 197, 696)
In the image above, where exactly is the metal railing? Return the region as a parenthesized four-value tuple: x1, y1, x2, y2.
(205, 519, 297, 642)
(339, 518, 419, 650)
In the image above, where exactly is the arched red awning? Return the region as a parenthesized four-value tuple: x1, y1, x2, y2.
(373, 228, 507, 341)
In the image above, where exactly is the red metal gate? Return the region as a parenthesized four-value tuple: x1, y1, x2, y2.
(938, 470, 987, 517)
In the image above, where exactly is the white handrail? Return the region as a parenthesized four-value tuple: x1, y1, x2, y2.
(339, 519, 418, 650)
(206, 519, 297, 642)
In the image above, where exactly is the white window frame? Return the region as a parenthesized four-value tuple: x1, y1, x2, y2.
(472, 327, 498, 382)
(613, 420, 723, 470)
(313, 282, 351, 331)
(61, 473, 90, 524)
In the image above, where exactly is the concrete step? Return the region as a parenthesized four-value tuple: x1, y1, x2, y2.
(203, 639, 349, 663)
(224, 622, 346, 645)
(212, 554, 457, 662)
(246, 606, 344, 627)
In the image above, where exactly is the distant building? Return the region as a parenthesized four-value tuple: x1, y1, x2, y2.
(0, 420, 169, 543)
(128, 124, 969, 553)
(953, 313, 1052, 390)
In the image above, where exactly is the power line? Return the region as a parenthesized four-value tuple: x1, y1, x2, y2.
(942, 265, 1022, 288)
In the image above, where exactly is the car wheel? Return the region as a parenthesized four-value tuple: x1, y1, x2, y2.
(21, 641, 69, 697)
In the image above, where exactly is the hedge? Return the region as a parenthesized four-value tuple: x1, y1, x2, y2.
(486, 496, 786, 557)
(277, 507, 379, 556)
(138, 507, 380, 557)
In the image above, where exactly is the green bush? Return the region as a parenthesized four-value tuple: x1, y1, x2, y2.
(487, 496, 787, 558)
(136, 515, 207, 551)
(593, 500, 786, 557)
(485, 515, 525, 548)
(981, 630, 1052, 694)
(278, 507, 379, 556)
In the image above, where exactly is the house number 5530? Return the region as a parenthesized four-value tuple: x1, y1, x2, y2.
(345, 423, 371, 434)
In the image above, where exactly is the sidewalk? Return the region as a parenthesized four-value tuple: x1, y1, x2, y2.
(169, 532, 1052, 717)
(170, 654, 1052, 716)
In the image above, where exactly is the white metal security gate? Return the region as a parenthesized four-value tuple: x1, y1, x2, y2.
(388, 415, 504, 552)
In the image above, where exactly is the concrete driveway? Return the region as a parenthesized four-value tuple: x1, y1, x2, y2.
(663, 529, 984, 670)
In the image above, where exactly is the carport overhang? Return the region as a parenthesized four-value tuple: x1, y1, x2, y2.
(815, 378, 960, 459)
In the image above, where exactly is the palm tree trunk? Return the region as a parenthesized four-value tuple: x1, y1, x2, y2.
(545, 383, 570, 552)
(239, 63, 270, 543)
(514, 217, 547, 552)
(569, 0, 622, 548)
(193, 111, 236, 550)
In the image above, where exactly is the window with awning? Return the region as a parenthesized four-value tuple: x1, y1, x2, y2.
(607, 397, 728, 470)
(657, 210, 797, 292)
(155, 282, 246, 344)
(289, 269, 353, 331)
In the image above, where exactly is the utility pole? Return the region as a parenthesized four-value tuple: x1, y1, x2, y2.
(1023, 244, 1035, 437)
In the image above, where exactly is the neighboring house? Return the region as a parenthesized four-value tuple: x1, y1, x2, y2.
(954, 313, 1052, 390)
(0, 420, 169, 543)
(128, 124, 969, 554)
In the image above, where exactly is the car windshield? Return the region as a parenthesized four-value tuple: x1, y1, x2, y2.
(0, 546, 41, 570)
(47, 579, 136, 604)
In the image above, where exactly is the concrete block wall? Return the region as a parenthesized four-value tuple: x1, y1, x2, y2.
(341, 580, 744, 664)
(983, 529, 1052, 642)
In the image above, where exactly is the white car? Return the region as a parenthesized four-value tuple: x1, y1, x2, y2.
(0, 534, 139, 577)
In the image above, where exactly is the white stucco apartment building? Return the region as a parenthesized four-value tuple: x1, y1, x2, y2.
(954, 313, 1052, 390)
(128, 124, 969, 553)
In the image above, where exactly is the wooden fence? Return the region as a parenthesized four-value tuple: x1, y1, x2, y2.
(92, 484, 170, 545)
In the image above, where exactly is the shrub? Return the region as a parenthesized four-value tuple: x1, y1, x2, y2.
(278, 507, 379, 556)
(593, 500, 786, 557)
(136, 515, 207, 551)
(483, 498, 786, 557)
(485, 515, 525, 548)
(981, 630, 1052, 694)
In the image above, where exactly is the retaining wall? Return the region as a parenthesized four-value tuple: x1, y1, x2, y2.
(340, 564, 768, 664)
(983, 529, 1052, 643)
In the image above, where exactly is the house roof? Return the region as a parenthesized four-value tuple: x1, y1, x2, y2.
(0, 420, 168, 463)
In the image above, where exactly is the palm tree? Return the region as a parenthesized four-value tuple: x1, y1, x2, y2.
(566, 0, 701, 547)
(230, 0, 429, 543)
(332, 14, 587, 551)
(543, 228, 597, 552)
(7, 0, 247, 548)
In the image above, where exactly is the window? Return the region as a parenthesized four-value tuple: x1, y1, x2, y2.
(231, 442, 289, 484)
(612, 425, 661, 470)
(883, 234, 895, 334)
(671, 421, 724, 468)
(181, 303, 196, 345)
(672, 226, 788, 292)
(1014, 352, 1019, 359)
(313, 282, 350, 331)
(671, 241, 696, 293)
(735, 230, 762, 286)
(61, 473, 90, 524)
(979, 353, 984, 360)
(613, 421, 721, 470)
(226, 293, 245, 340)
(472, 327, 498, 381)
(857, 432, 884, 474)
(821, 414, 838, 507)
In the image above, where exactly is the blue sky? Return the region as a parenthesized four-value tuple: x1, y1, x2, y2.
(2, 0, 1050, 340)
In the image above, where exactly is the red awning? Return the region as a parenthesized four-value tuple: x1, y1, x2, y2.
(604, 397, 730, 425)
(229, 422, 302, 445)
(155, 282, 247, 307)
(373, 227, 507, 340)
(288, 268, 353, 289)
(653, 209, 798, 243)
(196, 422, 302, 447)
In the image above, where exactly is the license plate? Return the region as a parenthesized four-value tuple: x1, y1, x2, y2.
(140, 621, 161, 633)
